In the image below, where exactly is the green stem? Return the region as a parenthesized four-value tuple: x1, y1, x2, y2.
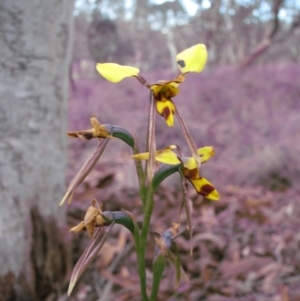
(136, 242, 148, 301)
(137, 183, 154, 301)
(133, 140, 147, 210)
(132, 224, 148, 301)
(141, 183, 154, 252)
(139, 183, 146, 210)
(136, 91, 156, 300)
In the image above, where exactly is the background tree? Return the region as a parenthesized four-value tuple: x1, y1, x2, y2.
(73, 0, 300, 71)
(0, 1, 73, 300)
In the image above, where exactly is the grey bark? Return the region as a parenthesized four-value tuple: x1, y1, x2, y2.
(0, 0, 73, 297)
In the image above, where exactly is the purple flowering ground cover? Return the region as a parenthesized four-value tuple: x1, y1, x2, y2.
(66, 63, 300, 301)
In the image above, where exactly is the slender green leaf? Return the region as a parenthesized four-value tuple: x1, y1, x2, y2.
(102, 211, 135, 234)
(152, 164, 180, 192)
(110, 125, 135, 148)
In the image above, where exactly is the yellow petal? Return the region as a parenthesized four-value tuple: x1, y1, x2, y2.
(70, 221, 86, 233)
(182, 157, 197, 170)
(131, 152, 151, 161)
(189, 177, 219, 201)
(155, 149, 180, 164)
(96, 215, 107, 226)
(156, 100, 176, 127)
(176, 44, 207, 74)
(96, 63, 140, 83)
(198, 146, 215, 163)
(132, 148, 181, 165)
(84, 206, 98, 225)
(90, 116, 112, 138)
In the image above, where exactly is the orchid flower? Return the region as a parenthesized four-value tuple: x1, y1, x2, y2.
(96, 44, 207, 127)
(68, 115, 113, 141)
(68, 200, 136, 295)
(132, 145, 219, 201)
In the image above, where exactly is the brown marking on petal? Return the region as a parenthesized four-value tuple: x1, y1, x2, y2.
(162, 106, 170, 119)
(67, 131, 94, 140)
(82, 132, 94, 140)
(177, 60, 185, 68)
(164, 90, 173, 99)
(67, 132, 79, 138)
(183, 167, 198, 179)
(155, 92, 162, 101)
(164, 83, 179, 98)
(199, 184, 215, 197)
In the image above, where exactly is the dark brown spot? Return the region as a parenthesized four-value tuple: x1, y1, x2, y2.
(183, 168, 198, 179)
(177, 60, 185, 68)
(83, 132, 94, 140)
(199, 184, 215, 196)
(67, 132, 78, 138)
(162, 106, 171, 118)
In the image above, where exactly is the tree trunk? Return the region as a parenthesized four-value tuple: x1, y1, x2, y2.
(0, 1, 73, 300)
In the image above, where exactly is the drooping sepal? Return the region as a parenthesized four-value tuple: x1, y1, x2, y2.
(167, 241, 189, 290)
(68, 224, 114, 296)
(147, 92, 157, 181)
(150, 253, 166, 301)
(180, 174, 193, 249)
(59, 139, 109, 206)
(175, 108, 201, 170)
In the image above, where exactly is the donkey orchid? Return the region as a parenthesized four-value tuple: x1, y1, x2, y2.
(132, 145, 219, 201)
(96, 44, 207, 127)
(67, 116, 113, 141)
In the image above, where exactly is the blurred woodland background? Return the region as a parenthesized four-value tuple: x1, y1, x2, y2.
(1, 0, 300, 300)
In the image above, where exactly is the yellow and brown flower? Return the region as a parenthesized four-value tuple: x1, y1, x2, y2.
(96, 44, 208, 127)
(70, 201, 108, 237)
(132, 146, 219, 201)
(68, 116, 113, 141)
